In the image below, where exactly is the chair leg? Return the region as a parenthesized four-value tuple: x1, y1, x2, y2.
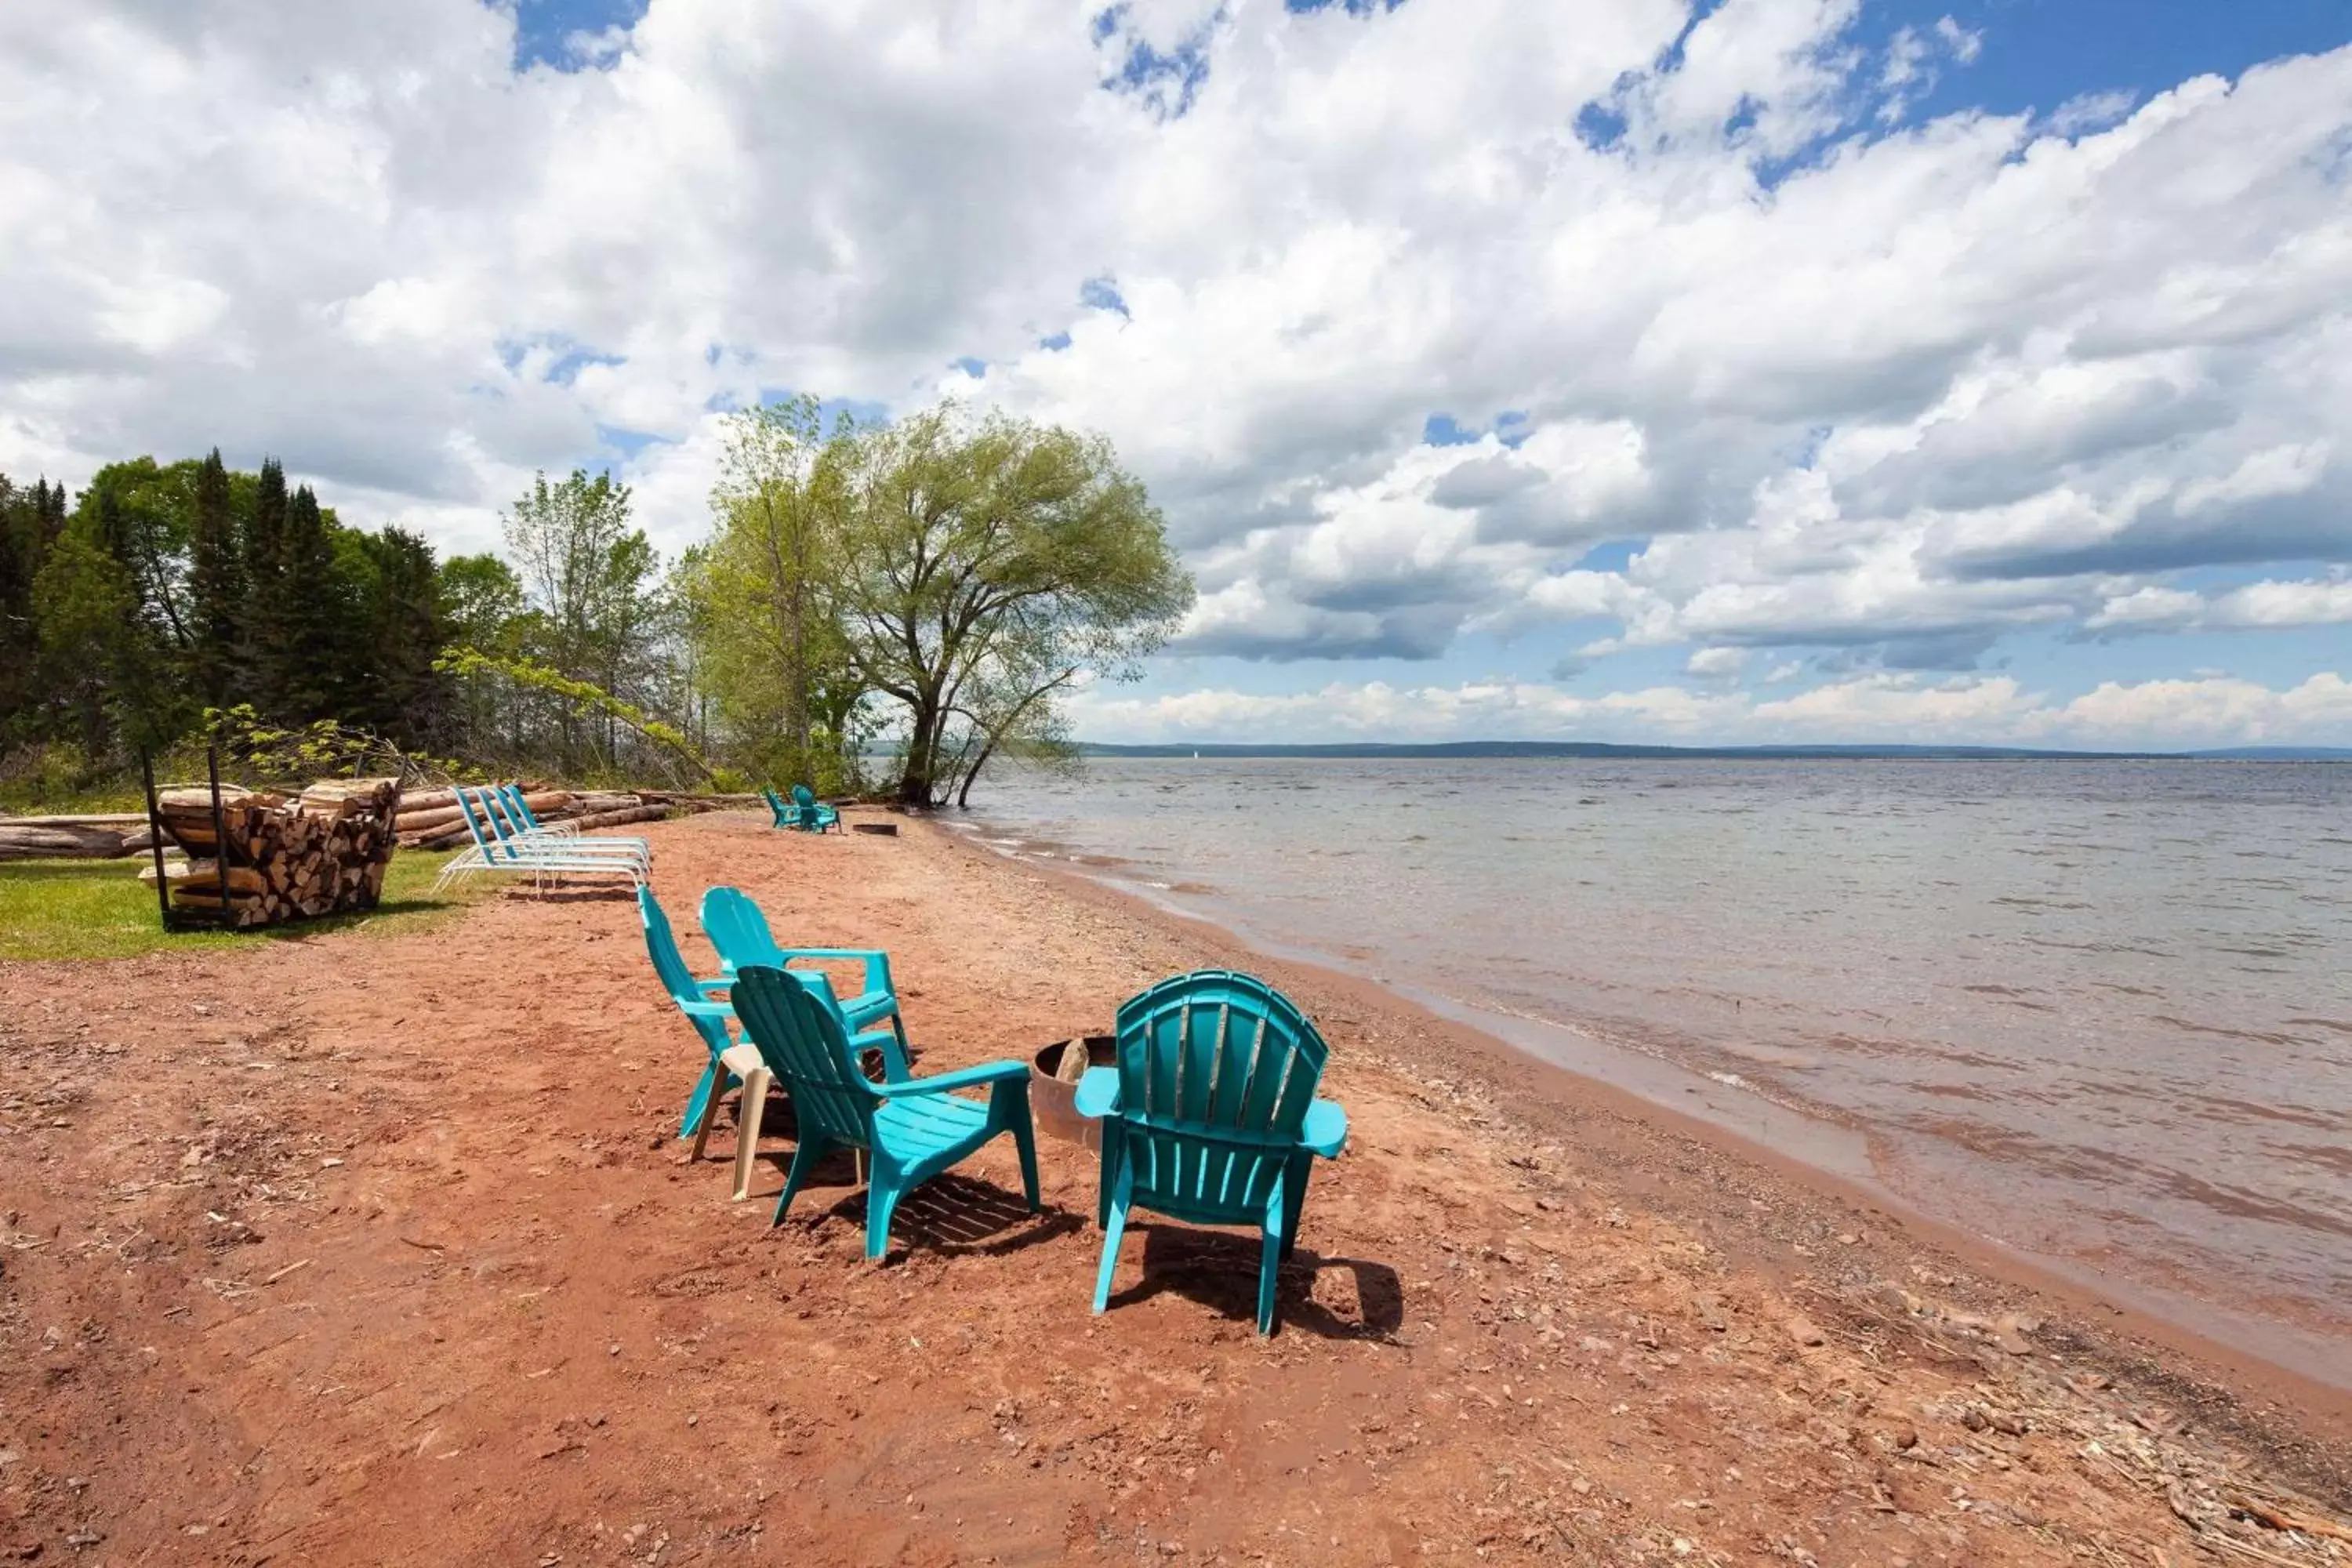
(863, 1170, 903, 1260)
(688, 1078, 722, 1163)
(1258, 1176, 1290, 1336)
(1095, 1125, 1123, 1229)
(1092, 1163, 1134, 1313)
(683, 1057, 724, 1149)
(1281, 1153, 1312, 1260)
(731, 1069, 770, 1201)
(1006, 1094, 1041, 1212)
(772, 1133, 831, 1228)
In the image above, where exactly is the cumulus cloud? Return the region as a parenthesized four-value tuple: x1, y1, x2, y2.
(1, 0, 2347, 735)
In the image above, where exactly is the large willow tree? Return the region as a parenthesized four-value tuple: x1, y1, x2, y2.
(830, 405, 1192, 808)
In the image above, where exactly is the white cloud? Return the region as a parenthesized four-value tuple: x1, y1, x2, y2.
(0, 0, 2347, 730)
(2088, 574, 2352, 634)
(1073, 669, 2352, 748)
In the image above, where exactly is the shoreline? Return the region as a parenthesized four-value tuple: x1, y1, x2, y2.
(935, 820, 2352, 1465)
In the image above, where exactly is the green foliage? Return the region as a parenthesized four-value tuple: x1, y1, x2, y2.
(0, 404, 1186, 808)
(433, 647, 728, 788)
(204, 704, 467, 786)
(496, 470, 674, 776)
(829, 404, 1193, 806)
(187, 448, 241, 705)
(682, 395, 871, 793)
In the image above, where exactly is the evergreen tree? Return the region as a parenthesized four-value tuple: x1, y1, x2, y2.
(350, 526, 452, 745)
(243, 456, 290, 713)
(274, 482, 348, 720)
(186, 448, 242, 706)
(33, 493, 190, 755)
(0, 476, 46, 737)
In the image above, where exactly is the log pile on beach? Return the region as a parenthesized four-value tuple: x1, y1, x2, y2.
(390, 786, 753, 848)
(144, 777, 401, 927)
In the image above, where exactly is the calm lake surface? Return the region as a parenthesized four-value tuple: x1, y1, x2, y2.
(959, 757, 2352, 1383)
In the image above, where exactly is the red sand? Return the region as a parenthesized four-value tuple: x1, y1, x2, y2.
(2, 809, 2347, 1565)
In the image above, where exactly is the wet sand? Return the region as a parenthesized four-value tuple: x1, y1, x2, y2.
(2, 809, 2347, 1565)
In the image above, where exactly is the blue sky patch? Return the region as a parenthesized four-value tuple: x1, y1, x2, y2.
(1080, 276, 1131, 318)
(500, 0, 648, 72)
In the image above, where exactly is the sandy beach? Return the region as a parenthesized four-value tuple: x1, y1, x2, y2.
(2, 808, 2347, 1565)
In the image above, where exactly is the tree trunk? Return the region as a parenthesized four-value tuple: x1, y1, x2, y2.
(898, 695, 942, 808)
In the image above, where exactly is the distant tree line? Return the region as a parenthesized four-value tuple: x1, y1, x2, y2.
(0, 403, 1191, 808)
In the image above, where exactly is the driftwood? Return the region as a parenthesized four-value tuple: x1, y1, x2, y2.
(0, 822, 143, 862)
(568, 804, 669, 832)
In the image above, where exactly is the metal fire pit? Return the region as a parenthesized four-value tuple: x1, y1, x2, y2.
(1029, 1035, 1115, 1151)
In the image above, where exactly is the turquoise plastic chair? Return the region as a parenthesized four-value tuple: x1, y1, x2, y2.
(789, 786, 839, 833)
(728, 964, 1040, 1258)
(1076, 970, 1348, 1334)
(698, 886, 910, 1077)
(637, 887, 748, 1138)
(760, 787, 794, 829)
(499, 782, 651, 863)
(438, 784, 644, 890)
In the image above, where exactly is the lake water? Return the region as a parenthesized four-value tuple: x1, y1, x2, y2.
(956, 757, 2352, 1385)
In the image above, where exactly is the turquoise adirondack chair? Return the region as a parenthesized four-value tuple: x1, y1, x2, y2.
(789, 786, 839, 833)
(698, 885, 910, 1077)
(728, 964, 1040, 1258)
(637, 887, 774, 1200)
(760, 787, 794, 829)
(1076, 970, 1348, 1334)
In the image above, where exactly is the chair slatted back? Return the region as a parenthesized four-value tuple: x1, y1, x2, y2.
(451, 786, 510, 861)
(637, 887, 731, 1059)
(500, 783, 543, 832)
(700, 885, 782, 970)
(1110, 971, 1329, 1218)
(730, 964, 878, 1147)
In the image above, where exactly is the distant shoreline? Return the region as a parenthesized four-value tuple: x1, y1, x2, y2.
(1074, 741, 2352, 761)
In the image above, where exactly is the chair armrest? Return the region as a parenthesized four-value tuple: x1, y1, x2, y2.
(1300, 1098, 1348, 1159)
(1073, 1065, 1121, 1119)
(782, 948, 892, 997)
(840, 992, 898, 1027)
(679, 1000, 734, 1022)
(847, 1027, 912, 1081)
(695, 977, 732, 995)
(873, 1059, 1028, 1098)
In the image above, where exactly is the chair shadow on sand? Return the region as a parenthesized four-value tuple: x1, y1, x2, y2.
(724, 1101, 1399, 1328)
(1102, 1225, 1406, 1341)
(735, 1105, 1080, 1259)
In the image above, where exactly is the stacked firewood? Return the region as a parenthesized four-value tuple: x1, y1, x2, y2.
(145, 778, 402, 927)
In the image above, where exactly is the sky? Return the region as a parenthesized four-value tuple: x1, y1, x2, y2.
(3, 0, 2350, 750)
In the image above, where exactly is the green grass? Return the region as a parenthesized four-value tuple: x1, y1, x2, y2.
(0, 847, 488, 961)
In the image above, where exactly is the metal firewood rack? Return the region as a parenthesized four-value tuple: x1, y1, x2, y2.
(139, 746, 240, 933)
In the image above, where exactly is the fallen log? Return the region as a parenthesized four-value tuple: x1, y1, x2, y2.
(394, 790, 570, 834)
(568, 804, 670, 832)
(0, 823, 140, 861)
